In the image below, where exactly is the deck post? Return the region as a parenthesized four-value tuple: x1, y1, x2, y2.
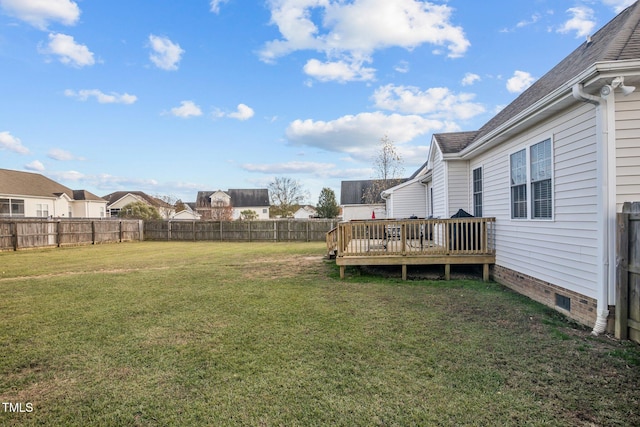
(445, 264, 451, 280)
(402, 264, 407, 280)
(483, 264, 489, 282)
(340, 265, 345, 279)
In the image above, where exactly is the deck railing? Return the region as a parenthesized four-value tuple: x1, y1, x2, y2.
(336, 217, 496, 257)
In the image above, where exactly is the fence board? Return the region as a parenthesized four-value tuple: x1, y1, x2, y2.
(617, 202, 640, 344)
(0, 219, 142, 251)
(144, 219, 338, 242)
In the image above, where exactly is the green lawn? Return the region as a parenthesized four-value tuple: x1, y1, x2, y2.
(1, 242, 638, 426)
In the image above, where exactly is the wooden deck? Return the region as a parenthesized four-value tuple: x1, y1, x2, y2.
(327, 218, 496, 280)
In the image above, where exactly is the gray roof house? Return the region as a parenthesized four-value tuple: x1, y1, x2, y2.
(102, 191, 175, 219)
(0, 168, 106, 218)
(385, 1, 640, 334)
(196, 189, 270, 220)
(340, 179, 407, 221)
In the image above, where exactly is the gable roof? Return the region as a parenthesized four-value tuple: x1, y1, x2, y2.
(196, 189, 270, 208)
(432, 131, 479, 154)
(102, 191, 172, 208)
(0, 168, 104, 201)
(435, 1, 640, 156)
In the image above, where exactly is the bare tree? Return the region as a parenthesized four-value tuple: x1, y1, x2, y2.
(209, 199, 234, 221)
(362, 135, 405, 204)
(268, 176, 308, 218)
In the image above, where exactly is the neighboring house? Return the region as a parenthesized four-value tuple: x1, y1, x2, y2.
(0, 168, 107, 218)
(385, 2, 640, 333)
(340, 180, 390, 221)
(196, 189, 270, 220)
(171, 203, 201, 220)
(102, 191, 175, 219)
(293, 205, 317, 219)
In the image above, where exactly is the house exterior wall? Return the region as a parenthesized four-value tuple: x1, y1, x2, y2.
(70, 201, 107, 218)
(22, 196, 59, 217)
(431, 145, 447, 218)
(232, 206, 270, 220)
(616, 91, 640, 209)
(446, 160, 470, 216)
(386, 180, 427, 218)
(469, 102, 601, 302)
(342, 204, 385, 221)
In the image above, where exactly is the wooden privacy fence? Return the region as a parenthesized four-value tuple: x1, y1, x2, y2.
(616, 202, 640, 344)
(0, 219, 143, 251)
(144, 219, 340, 242)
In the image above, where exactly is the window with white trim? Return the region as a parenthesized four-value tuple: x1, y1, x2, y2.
(510, 150, 527, 219)
(530, 139, 552, 219)
(473, 167, 483, 217)
(36, 203, 49, 218)
(510, 138, 553, 220)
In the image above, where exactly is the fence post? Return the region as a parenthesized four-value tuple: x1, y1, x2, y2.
(57, 220, 62, 247)
(119, 221, 123, 242)
(91, 220, 96, 244)
(11, 222, 17, 251)
(192, 221, 196, 242)
(616, 208, 630, 340)
(167, 220, 171, 241)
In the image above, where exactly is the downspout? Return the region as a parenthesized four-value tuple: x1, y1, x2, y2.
(572, 83, 611, 335)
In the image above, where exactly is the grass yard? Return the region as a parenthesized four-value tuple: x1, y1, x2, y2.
(1, 242, 639, 426)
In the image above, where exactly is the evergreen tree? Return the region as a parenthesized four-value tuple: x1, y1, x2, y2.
(316, 187, 339, 218)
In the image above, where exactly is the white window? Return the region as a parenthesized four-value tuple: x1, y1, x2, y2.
(473, 167, 483, 217)
(0, 198, 25, 217)
(510, 138, 553, 220)
(36, 204, 49, 217)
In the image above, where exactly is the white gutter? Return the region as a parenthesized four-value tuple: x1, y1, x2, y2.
(572, 83, 612, 336)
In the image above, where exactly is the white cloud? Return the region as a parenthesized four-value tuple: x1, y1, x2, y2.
(557, 7, 596, 38)
(170, 101, 203, 118)
(148, 35, 184, 71)
(506, 70, 536, 93)
(0, 0, 80, 30)
(394, 61, 410, 73)
(303, 58, 376, 82)
(210, 0, 230, 14)
(64, 89, 137, 104)
(48, 148, 84, 161)
(285, 111, 453, 155)
(602, 0, 635, 13)
(0, 131, 29, 154)
(228, 104, 255, 120)
(40, 33, 95, 67)
(372, 84, 485, 120)
(25, 160, 45, 171)
(516, 13, 541, 29)
(260, 0, 470, 82)
(242, 161, 336, 174)
(461, 72, 480, 86)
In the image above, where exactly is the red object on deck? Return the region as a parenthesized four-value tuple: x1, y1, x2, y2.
(371, 211, 376, 219)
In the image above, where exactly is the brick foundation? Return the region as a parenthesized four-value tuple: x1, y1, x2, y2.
(492, 264, 614, 332)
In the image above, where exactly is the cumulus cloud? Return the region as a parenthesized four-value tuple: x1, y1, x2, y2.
(228, 104, 255, 120)
(303, 58, 376, 82)
(0, 131, 29, 154)
(170, 101, 203, 118)
(48, 148, 85, 161)
(461, 73, 480, 86)
(285, 111, 454, 155)
(506, 70, 536, 93)
(260, 0, 470, 82)
(372, 84, 485, 120)
(148, 35, 184, 71)
(210, 0, 230, 14)
(40, 33, 95, 67)
(64, 89, 137, 104)
(557, 7, 596, 38)
(25, 160, 45, 171)
(0, 0, 80, 29)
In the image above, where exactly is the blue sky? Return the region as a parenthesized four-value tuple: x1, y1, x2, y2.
(0, 0, 635, 204)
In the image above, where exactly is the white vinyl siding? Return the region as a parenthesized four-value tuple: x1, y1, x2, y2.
(386, 180, 427, 218)
(447, 161, 470, 216)
(616, 92, 640, 210)
(431, 145, 447, 218)
(471, 103, 599, 299)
